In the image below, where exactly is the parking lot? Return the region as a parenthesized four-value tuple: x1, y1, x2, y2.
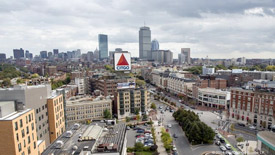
(126, 124, 154, 148)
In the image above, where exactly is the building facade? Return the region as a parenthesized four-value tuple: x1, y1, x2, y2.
(13, 48, 24, 59)
(0, 85, 52, 146)
(66, 96, 112, 124)
(229, 88, 275, 129)
(197, 88, 230, 109)
(257, 131, 275, 155)
(151, 39, 159, 51)
(181, 48, 191, 64)
(115, 88, 148, 119)
(0, 106, 38, 155)
(47, 94, 65, 143)
(139, 26, 151, 60)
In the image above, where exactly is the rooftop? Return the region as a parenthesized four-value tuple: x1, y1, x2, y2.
(67, 95, 112, 106)
(257, 131, 275, 150)
(42, 122, 126, 155)
(0, 109, 32, 121)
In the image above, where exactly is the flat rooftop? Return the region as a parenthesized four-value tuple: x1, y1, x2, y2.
(67, 95, 112, 106)
(0, 109, 32, 121)
(42, 122, 126, 155)
(257, 131, 275, 150)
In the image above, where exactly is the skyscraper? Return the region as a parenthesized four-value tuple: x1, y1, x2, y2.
(53, 49, 59, 55)
(181, 48, 191, 64)
(151, 39, 159, 51)
(139, 26, 151, 60)
(40, 51, 48, 59)
(13, 48, 24, 59)
(98, 34, 108, 59)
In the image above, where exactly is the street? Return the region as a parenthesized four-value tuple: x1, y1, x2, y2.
(154, 100, 221, 155)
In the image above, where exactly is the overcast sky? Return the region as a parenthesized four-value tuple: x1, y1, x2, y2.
(0, 0, 275, 58)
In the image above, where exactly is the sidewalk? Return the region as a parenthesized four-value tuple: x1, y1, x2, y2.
(154, 122, 168, 155)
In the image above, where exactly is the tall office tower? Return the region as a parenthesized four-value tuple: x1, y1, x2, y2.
(75, 49, 81, 58)
(178, 53, 186, 65)
(13, 48, 24, 59)
(151, 39, 159, 51)
(94, 48, 99, 61)
(139, 26, 151, 60)
(87, 51, 94, 62)
(0, 85, 52, 146)
(29, 53, 33, 59)
(40, 51, 48, 59)
(25, 50, 30, 59)
(98, 34, 108, 60)
(53, 49, 59, 55)
(152, 50, 173, 64)
(0, 53, 6, 61)
(181, 48, 191, 64)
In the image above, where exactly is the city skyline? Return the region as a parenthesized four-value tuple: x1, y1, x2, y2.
(0, 0, 275, 59)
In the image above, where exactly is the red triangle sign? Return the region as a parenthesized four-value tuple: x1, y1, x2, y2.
(117, 54, 129, 66)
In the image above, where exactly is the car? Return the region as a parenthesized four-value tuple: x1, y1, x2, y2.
(220, 138, 225, 143)
(173, 133, 178, 138)
(172, 145, 177, 151)
(217, 134, 222, 139)
(215, 141, 221, 146)
(225, 144, 231, 150)
(249, 125, 256, 130)
(232, 151, 241, 155)
(170, 109, 174, 113)
(161, 110, 164, 114)
(126, 126, 131, 130)
(225, 151, 232, 155)
(220, 145, 227, 151)
(137, 130, 144, 133)
(167, 124, 172, 128)
(237, 123, 245, 127)
(215, 130, 219, 134)
(144, 130, 151, 133)
(179, 100, 182, 103)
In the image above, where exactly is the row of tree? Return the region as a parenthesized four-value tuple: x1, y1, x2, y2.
(173, 109, 215, 145)
(161, 128, 173, 151)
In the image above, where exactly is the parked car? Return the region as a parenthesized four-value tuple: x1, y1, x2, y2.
(215, 141, 221, 146)
(237, 123, 245, 127)
(173, 133, 178, 138)
(167, 124, 172, 128)
(220, 138, 225, 143)
(137, 130, 145, 133)
(172, 145, 177, 151)
(232, 151, 241, 155)
(225, 151, 232, 155)
(225, 144, 231, 150)
(249, 125, 256, 130)
(220, 145, 227, 151)
(126, 126, 131, 130)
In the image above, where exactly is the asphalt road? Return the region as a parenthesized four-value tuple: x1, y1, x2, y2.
(155, 100, 221, 155)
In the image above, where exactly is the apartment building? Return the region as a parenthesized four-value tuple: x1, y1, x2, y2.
(197, 88, 230, 109)
(230, 88, 275, 129)
(0, 85, 51, 146)
(66, 96, 112, 125)
(47, 93, 65, 143)
(95, 77, 135, 96)
(115, 88, 148, 119)
(0, 101, 39, 155)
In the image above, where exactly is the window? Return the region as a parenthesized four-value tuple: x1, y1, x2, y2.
(34, 141, 36, 149)
(28, 114, 31, 122)
(20, 119, 23, 127)
(22, 129, 25, 138)
(16, 133, 19, 141)
(28, 147, 31, 154)
(26, 126, 29, 134)
(15, 122, 18, 131)
(31, 123, 34, 130)
(18, 143, 22, 152)
(28, 136, 30, 144)
(23, 140, 26, 147)
(26, 116, 28, 124)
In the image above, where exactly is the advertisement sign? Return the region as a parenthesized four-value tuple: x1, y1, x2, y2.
(232, 69, 243, 74)
(114, 53, 131, 71)
(117, 82, 136, 89)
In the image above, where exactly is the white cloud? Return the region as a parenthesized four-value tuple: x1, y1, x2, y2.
(0, 0, 274, 59)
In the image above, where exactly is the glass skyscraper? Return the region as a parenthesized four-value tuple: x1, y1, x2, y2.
(98, 34, 108, 59)
(151, 39, 159, 51)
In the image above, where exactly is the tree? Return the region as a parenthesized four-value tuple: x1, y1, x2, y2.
(151, 103, 156, 109)
(126, 117, 130, 122)
(266, 65, 275, 71)
(236, 137, 244, 142)
(103, 109, 112, 119)
(134, 142, 144, 152)
(143, 114, 148, 121)
(31, 73, 39, 78)
(2, 78, 11, 87)
(183, 66, 202, 75)
(16, 78, 25, 84)
(134, 108, 140, 115)
(136, 79, 146, 87)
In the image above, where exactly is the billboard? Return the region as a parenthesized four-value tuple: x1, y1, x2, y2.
(232, 69, 243, 74)
(114, 53, 131, 71)
(117, 82, 136, 89)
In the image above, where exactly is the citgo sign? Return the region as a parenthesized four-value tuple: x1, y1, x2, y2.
(114, 53, 131, 71)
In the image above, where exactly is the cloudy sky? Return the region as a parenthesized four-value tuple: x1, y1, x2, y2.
(0, 0, 275, 58)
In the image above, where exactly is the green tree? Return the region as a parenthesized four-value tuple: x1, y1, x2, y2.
(134, 108, 140, 115)
(215, 64, 227, 70)
(143, 114, 148, 121)
(184, 66, 202, 75)
(103, 109, 112, 119)
(16, 78, 25, 84)
(136, 79, 146, 87)
(126, 117, 130, 122)
(150, 103, 156, 109)
(2, 78, 11, 87)
(31, 73, 39, 78)
(236, 137, 244, 142)
(134, 142, 144, 152)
